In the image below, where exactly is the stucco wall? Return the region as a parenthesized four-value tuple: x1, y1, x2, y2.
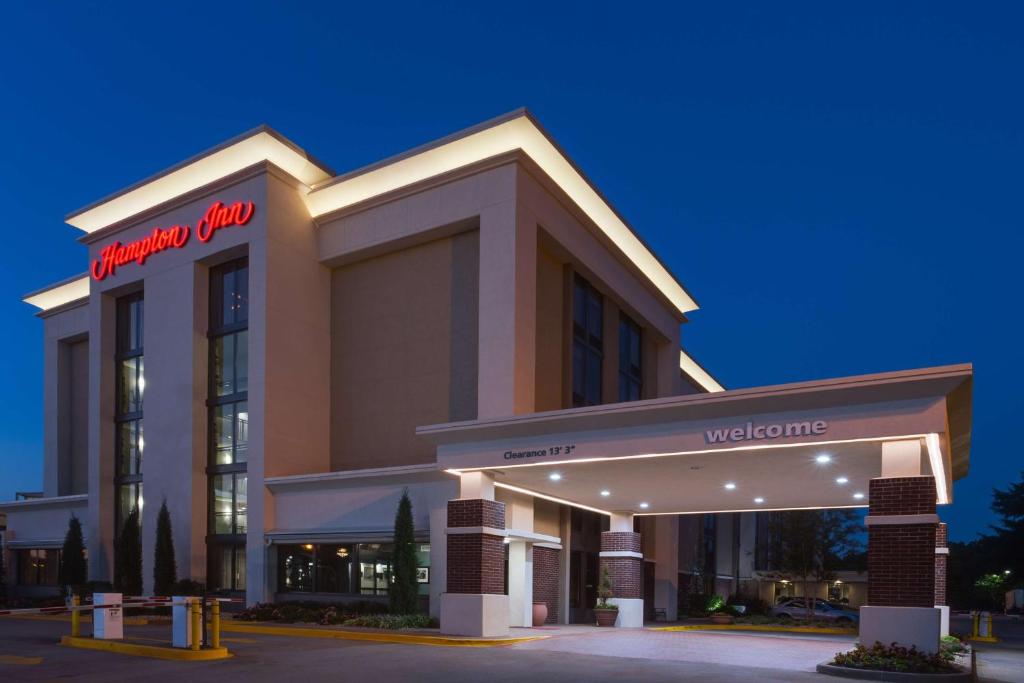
(534, 245, 565, 412)
(330, 232, 479, 471)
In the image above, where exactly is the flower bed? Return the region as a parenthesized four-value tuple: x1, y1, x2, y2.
(831, 642, 961, 675)
(233, 601, 437, 629)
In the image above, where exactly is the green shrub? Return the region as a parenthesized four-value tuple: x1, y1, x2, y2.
(832, 642, 959, 674)
(342, 613, 439, 629)
(169, 579, 205, 596)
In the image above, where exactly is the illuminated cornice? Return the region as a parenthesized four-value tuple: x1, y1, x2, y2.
(680, 348, 724, 392)
(305, 110, 698, 314)
(65, 127, 333, 234)
(23, 274, 89, 313)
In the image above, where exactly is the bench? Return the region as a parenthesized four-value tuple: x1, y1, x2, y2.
(651, 607, 667, 622)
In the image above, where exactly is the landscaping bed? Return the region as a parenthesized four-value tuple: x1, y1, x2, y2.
(234, 601, 438, 629)
(818, 640, 970, 682)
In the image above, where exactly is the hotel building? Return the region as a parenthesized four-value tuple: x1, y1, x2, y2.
(0, 110, 971, 649)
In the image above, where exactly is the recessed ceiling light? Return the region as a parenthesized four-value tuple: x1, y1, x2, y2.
(835, 476, 849, 485)
(754, 497, 765, 504)
(639, 502, 650, 509)
(853, 492, 865, 500)
(549, 473, 562, 481)
(724, 482, 737, 490)
(815, 454, 832, 464)
(600, 490, 611, 497)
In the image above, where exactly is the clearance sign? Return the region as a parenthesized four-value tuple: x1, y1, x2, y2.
(90, 200, 254, 281)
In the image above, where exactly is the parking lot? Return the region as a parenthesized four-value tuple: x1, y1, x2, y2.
(0, 616, 1022, 682)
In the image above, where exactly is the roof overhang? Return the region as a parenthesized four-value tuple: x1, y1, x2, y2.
(417, 365, 972, 515)
(64, 126, 334, 234)
(22, 274, 89, 313)
(305, 110, 699, 315)
(680, 348, 724, 392)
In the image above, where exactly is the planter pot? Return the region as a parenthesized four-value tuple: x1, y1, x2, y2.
(594, 608, 618, 627)
(710, 614, 734, 624)
(532, 602, 549, 626)
(816, 663, 969, 682)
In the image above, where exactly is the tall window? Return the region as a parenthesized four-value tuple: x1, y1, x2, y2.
(572, 275, 603, 407)
(115, 293, 144, 535)
(618, 314, 642, 402)
(208, 259, 249, 592)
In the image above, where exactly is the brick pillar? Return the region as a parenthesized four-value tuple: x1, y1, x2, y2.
(532, 546, 560, 624)
(935, 523, 948, 606)
(446, 499, 506, 594)
(866, 476, 938, 607)
(599, 530, 644, 626)
(441, 497, 509, 637)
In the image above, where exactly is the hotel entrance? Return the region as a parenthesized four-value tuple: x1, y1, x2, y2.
(419, 365, 971, 652)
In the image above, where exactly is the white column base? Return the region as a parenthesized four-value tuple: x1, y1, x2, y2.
(441, 593, 510, 637)
(859, 606, 941, 654)
(609, 598, 644, 628)
(937, 605, 950, 637)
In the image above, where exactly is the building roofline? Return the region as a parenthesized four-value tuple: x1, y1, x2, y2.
(22, 273, 89, 313)
(680, 348, 725, 392)
(64, 125, 335, 233)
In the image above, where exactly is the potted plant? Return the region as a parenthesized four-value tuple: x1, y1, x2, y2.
(706, 595, 734, 624)
(594, 566, 619, 627)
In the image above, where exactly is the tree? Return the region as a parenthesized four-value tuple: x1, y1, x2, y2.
(115, 509, 143, 596)
(0, 542, 7, 607)
(768, 509, 863, 619)
(60, 515, 88, 594)
(153, 501, 177, 596)
(990, 471, 1024, 585)
(389, 490, 419, 615)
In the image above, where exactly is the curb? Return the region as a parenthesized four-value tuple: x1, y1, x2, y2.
(59, 636, 232, 661)
(816, 663, 970, 681)
(652, 624, 855, 635)
(223, 622, 547, 647)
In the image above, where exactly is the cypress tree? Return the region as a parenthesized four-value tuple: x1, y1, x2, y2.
(153, 501, 177, 596)
(115, 508, 143, 596)
(389, 490, 419, 614)
(0, 542, 7, 607)
(60, 515, 88, 594)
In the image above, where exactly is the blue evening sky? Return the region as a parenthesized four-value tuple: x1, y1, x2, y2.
(0, 2, 1019, 541)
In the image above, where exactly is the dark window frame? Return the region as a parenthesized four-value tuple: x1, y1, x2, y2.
(114, 292, 144, 537)
(572, 274, 604, 407)
(617, 313, 642, 402)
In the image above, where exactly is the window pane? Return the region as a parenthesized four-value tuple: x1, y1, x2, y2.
(235, 402, 248, 464)
(212, 475, 233, 534)
(235, 475, 247, 534)
(586, 349, 601, 405)
(212, 336, 234, 396)
(118, 358, 143, 414)
(234, 265, 249, 323)
(315, 545, 353, 593)
(357, 543, 392, 595)
(118, 420, 143, 475)
(213, 404, 235, 465)
(235, 331, 248, 394)
(234, 546, 246, 590)
(279, 545, 315, 592)
(221, 268, 236, 327)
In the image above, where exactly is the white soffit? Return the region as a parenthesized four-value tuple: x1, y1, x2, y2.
(305, 115, 699, 315)
(23, 275, 89, 312)
(65, 130, 333, 234)
(680, 349, 724, 392)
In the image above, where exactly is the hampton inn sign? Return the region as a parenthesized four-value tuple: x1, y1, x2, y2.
(90, 199, 255, 280)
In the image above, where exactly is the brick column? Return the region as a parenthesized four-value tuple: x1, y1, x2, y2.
(446, 499, 505, 594)
(866, 476, 937, 607)
(599, 529, 644, 626)
(441, 498, 509, 637)
(934, 523, 948, 606)
(532, 546, 560, 624)
(861, 473, 942, 653)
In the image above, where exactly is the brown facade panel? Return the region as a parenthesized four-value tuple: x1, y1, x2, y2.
(533, 546, 560, 624)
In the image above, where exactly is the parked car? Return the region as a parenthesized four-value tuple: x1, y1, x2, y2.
(770, 597, 859, 624)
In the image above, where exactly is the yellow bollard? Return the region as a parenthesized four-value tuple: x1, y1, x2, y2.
(211, 601, 220, 649)
(71, 595, 80, 638)
(190, 599, 201, 651)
